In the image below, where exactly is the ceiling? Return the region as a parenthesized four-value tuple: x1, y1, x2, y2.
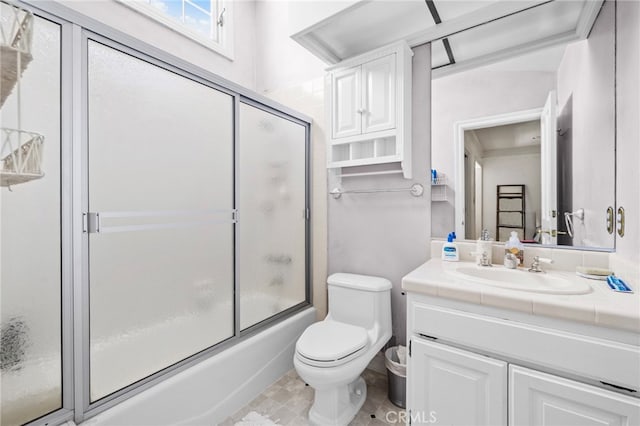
(291, 0, 604, 75)
(468, 120, 541, 154)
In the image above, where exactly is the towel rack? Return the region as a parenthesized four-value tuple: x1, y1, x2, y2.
(330, 183, 424, 199)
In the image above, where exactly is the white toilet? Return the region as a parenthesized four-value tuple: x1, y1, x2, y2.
(294, 273, 392, 426)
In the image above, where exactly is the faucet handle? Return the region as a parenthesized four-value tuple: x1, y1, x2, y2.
(529, 256, 554, 272)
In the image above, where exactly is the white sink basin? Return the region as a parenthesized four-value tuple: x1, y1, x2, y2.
(447, 265, 592, 295)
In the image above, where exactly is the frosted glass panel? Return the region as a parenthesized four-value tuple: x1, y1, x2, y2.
(0, 11, 62, 425)
(238, 103, 307, 330)
(89, 226, 233, 400)
(87, 41, 234, 401)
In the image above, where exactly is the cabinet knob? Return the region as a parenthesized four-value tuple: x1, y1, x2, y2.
(357, 108, 367, 114)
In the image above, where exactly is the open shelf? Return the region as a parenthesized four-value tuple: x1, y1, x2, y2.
(431, 175, 448, 201)
(497, 184, 525, 241)
(0, 3, 34, 108)
(0, 47, 32, 108)
(329, 136, 399, 167)
(0, 129, 45, 186)
(0, 4, 43, 187)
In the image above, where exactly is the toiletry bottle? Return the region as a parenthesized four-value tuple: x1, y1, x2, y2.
(504, 231, 524, 267)
(476, 228, 493, 265)
(442, 232, 459, 262)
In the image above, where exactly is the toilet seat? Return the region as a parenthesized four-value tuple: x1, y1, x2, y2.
(296, 321, 369, 367)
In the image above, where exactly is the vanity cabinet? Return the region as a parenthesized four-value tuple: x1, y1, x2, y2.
(409, 338, 507, 426)
(406, 293, 640, 425)
(326, 42, 412, 177)
(510, 365, 640, 426)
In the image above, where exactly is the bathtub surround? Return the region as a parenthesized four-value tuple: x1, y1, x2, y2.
(327, 44, 432, 346)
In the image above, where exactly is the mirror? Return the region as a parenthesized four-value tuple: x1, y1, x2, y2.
(430, 0, 615, 249)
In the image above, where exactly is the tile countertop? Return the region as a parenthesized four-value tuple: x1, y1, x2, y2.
(402, 258, 640, 333)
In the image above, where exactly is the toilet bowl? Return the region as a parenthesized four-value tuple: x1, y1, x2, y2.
(294, 273, 392, 426)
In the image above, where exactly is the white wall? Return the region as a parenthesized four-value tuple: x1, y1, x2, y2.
(431, 69, 555, 238)
(254, 0, 327, 93)
(556, 0, 615, 248)
(57, 0, 257, 89)
(615, 0, 640, 266)
(482, 153, 541, 241)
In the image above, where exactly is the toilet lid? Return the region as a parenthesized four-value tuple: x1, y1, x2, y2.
(296, 321, 369, 365)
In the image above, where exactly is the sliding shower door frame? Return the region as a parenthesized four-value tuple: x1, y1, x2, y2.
(235, 96, 312, 338)
(76, 33, 312, 423)
(76, 30, 241, 421)
(12, 1, 312, 425)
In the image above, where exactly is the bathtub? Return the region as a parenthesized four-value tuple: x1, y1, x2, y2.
(81, 306, 316, 425)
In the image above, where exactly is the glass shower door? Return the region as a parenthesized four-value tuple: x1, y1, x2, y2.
(238, 102, 307, 330)
(86, 41, 234, 401)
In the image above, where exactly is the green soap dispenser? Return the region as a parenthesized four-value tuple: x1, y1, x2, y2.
(442, 232, 459, 262)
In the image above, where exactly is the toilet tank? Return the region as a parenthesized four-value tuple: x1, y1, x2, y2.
(327, 273, 392, 332)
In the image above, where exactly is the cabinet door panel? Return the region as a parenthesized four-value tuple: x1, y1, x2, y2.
(332, 66, 361, 139)
(362, 54, 396, 133)
(409, 338, 507, 426)
(510, 365, 640, 426)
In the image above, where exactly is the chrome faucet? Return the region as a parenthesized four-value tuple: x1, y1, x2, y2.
(474, 251, 492, 267)
(528, 256, 553, 273)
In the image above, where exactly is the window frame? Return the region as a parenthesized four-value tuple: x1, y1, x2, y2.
(116, 0, 234, 60)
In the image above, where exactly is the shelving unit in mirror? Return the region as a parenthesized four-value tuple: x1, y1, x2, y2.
(431, 175, 448, 202)
(496, 185, 526, 241)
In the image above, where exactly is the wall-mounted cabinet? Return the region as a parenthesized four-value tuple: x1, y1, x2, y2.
(326, 42, 412, 178)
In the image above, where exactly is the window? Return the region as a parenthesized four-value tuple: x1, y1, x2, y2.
(119, 0, 232, 58)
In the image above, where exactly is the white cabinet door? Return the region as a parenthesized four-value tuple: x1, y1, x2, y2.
(409, 338, 507, 426)
(510, 365, 640, 426)
(361, 54, 396, 134)
(331, 65, 361, 139)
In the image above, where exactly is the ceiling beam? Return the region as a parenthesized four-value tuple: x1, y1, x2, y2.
(407, 0, 549, 47)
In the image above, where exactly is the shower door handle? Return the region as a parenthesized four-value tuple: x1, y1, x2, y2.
(84, 212, 101, 234)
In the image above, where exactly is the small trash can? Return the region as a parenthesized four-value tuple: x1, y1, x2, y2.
(385, 346, 407, 408)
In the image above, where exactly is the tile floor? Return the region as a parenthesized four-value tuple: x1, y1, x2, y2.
(221, 368, 405, 425)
